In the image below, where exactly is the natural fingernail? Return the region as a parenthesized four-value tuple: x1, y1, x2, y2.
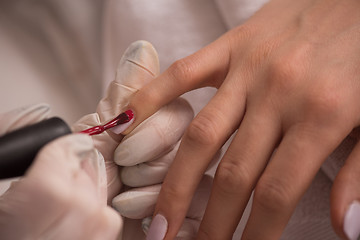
(344, 201, 360, 240)
(110, 117, 134, 134)
(146, 214, 168, 240)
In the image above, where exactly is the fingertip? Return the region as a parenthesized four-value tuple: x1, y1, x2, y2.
(151, 182, 195, 239)
(115, 40, 160, 89)
(119, 40, 160, 76)
(112, 185, 160, 219)
(344, 201, 360, 240)
(146, 214, 168, 240)
(331, 157, 360, 240)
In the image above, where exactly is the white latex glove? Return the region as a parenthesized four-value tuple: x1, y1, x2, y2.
(72, 41, 194, 202)
(113, 175, 213, 240)
(73, 41, 201, 238)
(0, 104, 121, 239)
(101, 41, 216, 240)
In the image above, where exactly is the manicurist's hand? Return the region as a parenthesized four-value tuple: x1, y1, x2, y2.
(75, 40, 211, 239)
(124, 0, 360, 239)
(73, 40, 193, 203)
(0, 105, 120, 240)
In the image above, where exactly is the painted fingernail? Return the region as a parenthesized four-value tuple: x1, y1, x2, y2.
(109, 109, 135, 134)
(146, 214, 168, 240)
(344, 201, 360, 240)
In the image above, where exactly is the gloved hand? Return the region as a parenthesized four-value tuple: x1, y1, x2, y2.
(72, 41, 194, 203)
(72, 40, 212, 239)
(113, 175, 213, 240)
(0, 104, 121, 240)
(81, 41, 213, 240)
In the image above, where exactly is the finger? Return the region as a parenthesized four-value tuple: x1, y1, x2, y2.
(97, 40, 160, 121)
(331, 141, 360, 240)
(113, 175, 212, 220)
(112, 184, 161, 219)
(143, 217, 200, 240)
(121, 142, 180, 187)
(114, 98, 193, 166)
(147, 82, 245, 239)
(120, 142, 220, 188)
(142, 176, 213, 239)
(196, 105, 280, 239)
(242, 125, 346, 240)
(124, 37, 230, 134)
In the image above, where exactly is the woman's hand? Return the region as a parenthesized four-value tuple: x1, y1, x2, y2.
(124, 0, 360, 239)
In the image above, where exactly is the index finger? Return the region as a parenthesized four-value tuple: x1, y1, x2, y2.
(123, 37, 230, 135)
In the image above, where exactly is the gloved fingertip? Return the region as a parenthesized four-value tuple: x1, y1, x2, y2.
(119, 40, 160, 76)
(114, 126, 162, 166)
(115, 40, 160, 89)
(112, 185, 161, 219)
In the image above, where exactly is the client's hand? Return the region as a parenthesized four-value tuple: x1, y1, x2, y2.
(121, 0, 360, 239)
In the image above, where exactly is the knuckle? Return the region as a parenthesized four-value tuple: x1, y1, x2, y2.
(215, 160, 252, 195)
(186, 113, 220, 146)
(168, 58, 196, 85)
(254, 177, 294, 212)
(267, 43, 311, 91)
(304, 88, 342, 118)
(161, 180, 186, 201)
(132, 87, 162, 111)
(248, 39, 279, 68)
(231, 24, 256, 42)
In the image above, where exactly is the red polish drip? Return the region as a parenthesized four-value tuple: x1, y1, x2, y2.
(80, 110, 134, 136)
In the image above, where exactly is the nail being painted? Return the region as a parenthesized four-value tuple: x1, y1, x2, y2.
(80, 110, 134, 135)
(0, 110, 135, 180)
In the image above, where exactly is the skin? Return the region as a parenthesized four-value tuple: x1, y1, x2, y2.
(125, 0, 360, 239)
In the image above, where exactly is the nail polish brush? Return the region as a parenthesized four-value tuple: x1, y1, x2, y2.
(0, 110, 134, 179)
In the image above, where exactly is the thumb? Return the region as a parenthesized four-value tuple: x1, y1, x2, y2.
(331, 141, 360, 240)
(96, 40, 160, 121)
